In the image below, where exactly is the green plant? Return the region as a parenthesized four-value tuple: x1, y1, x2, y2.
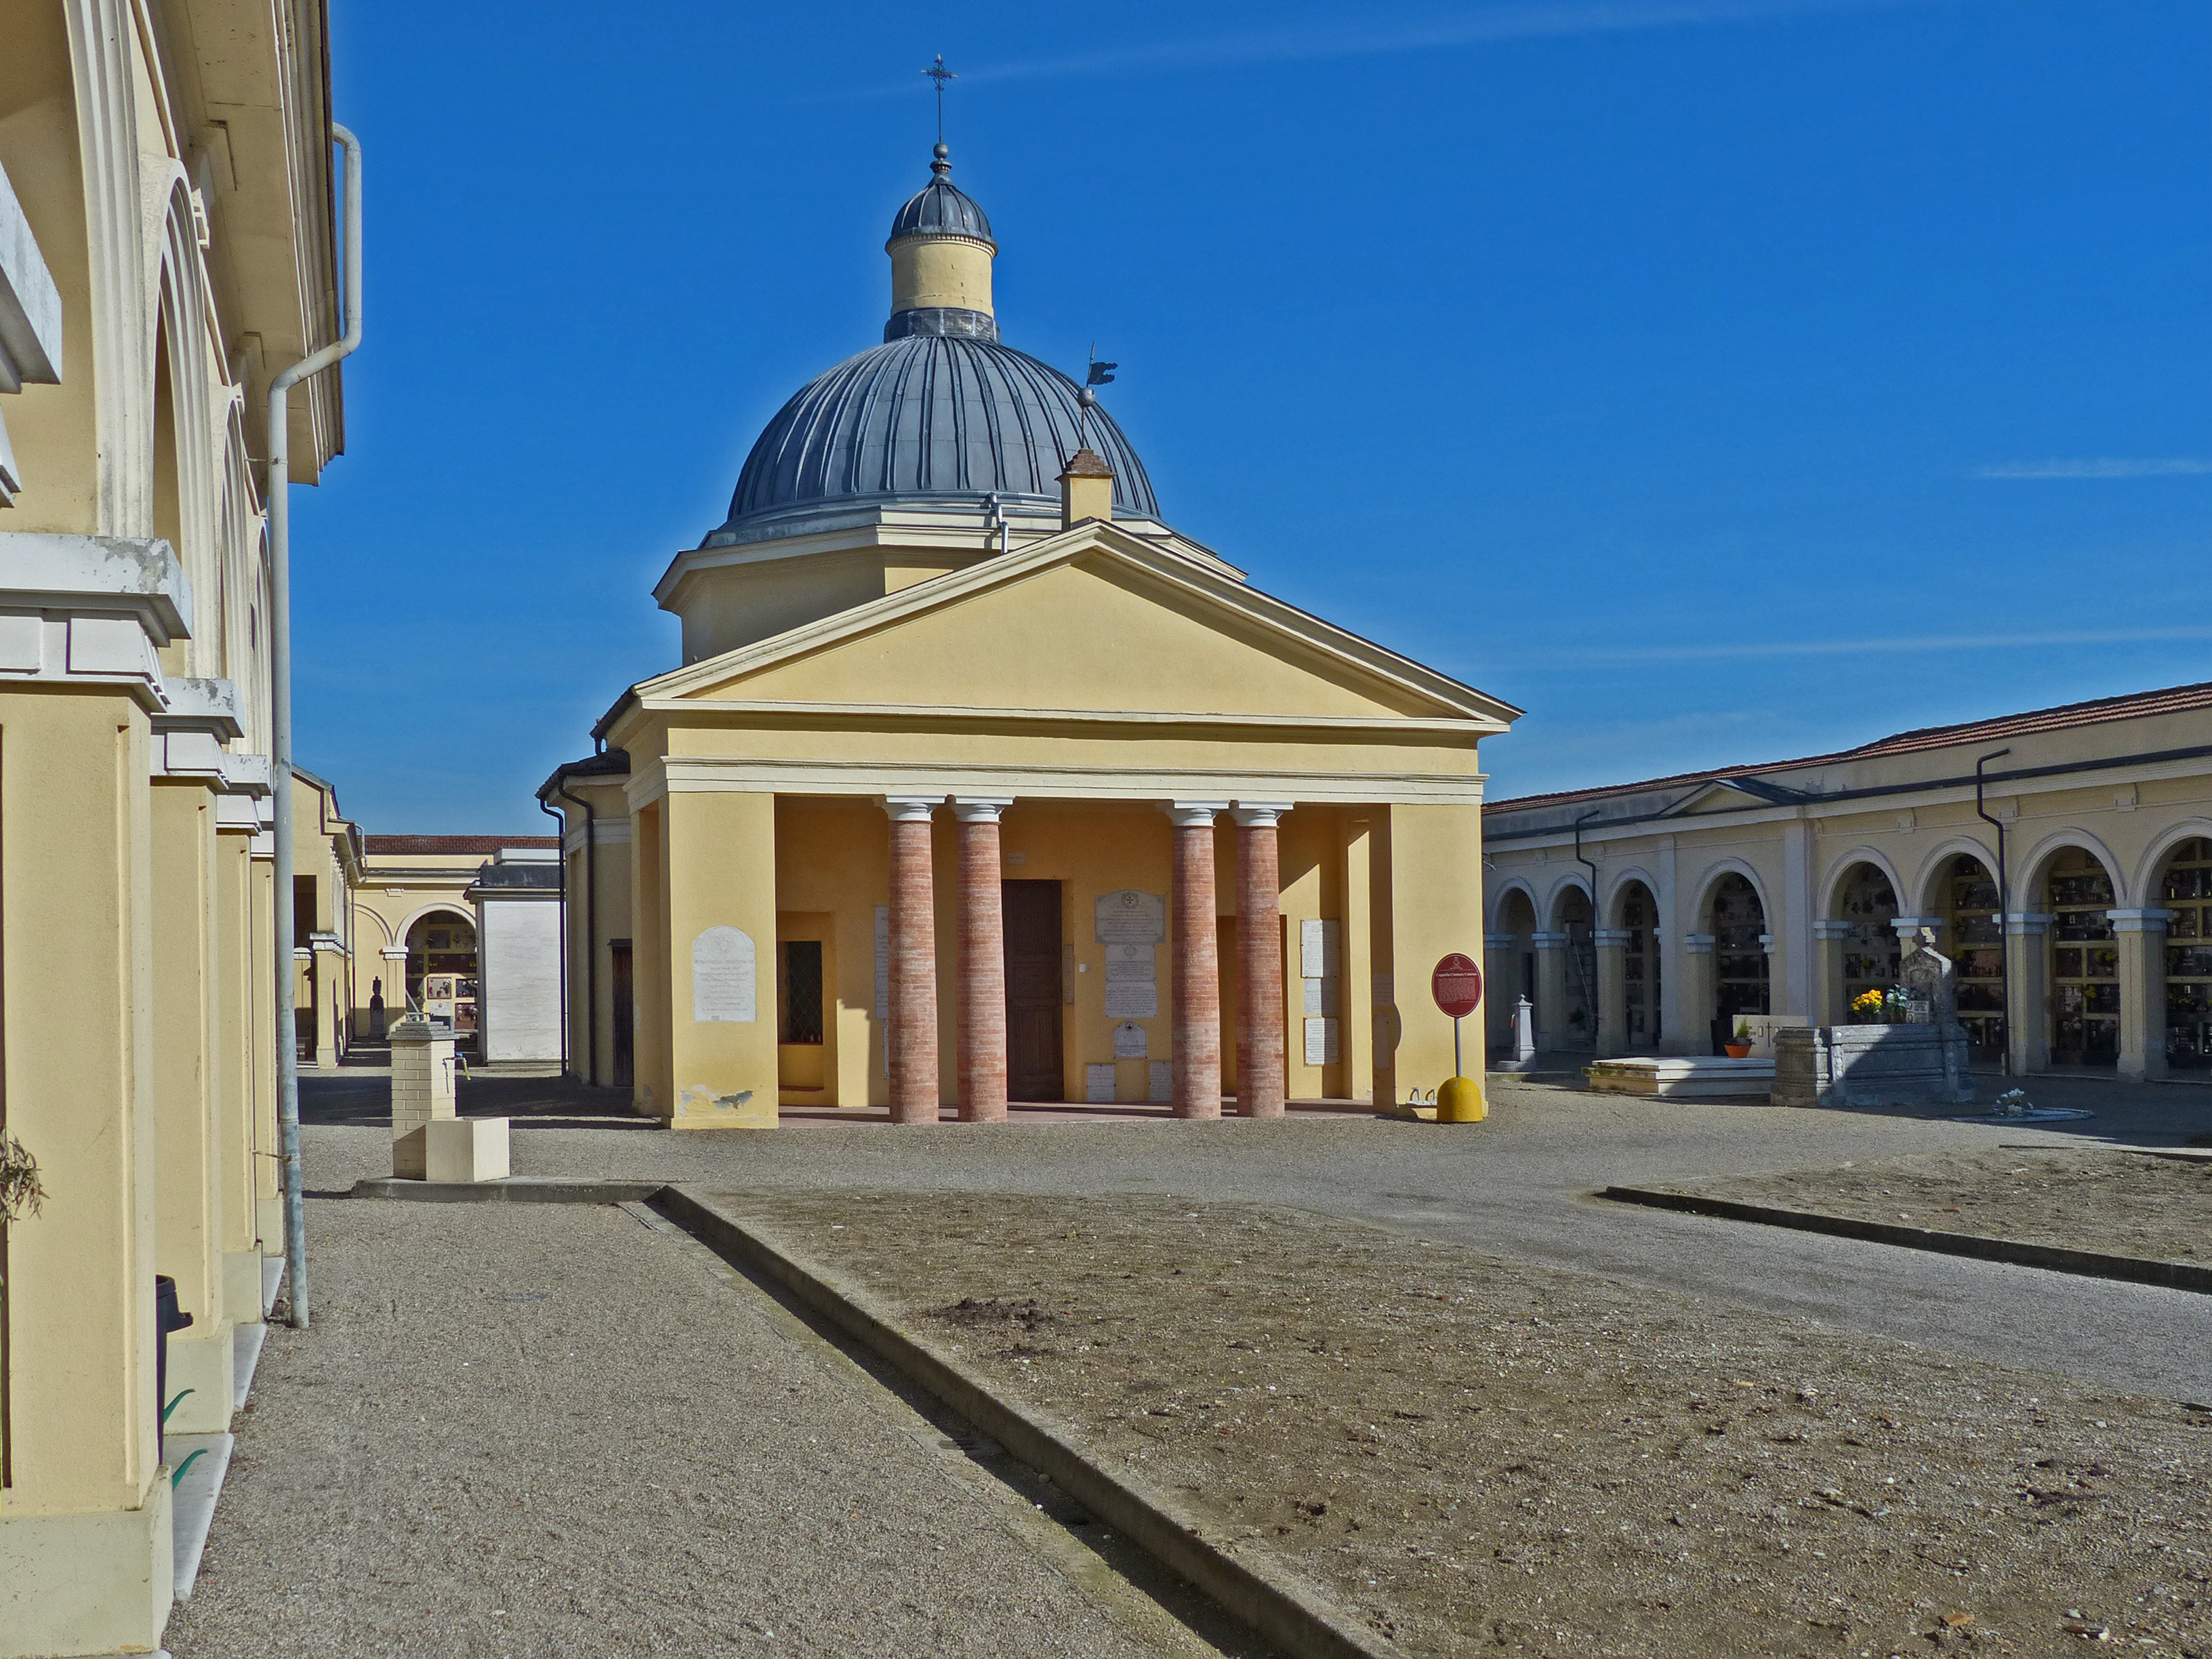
(1734, 1019, 1753, 1043)
(0, 1132, 44, 1227)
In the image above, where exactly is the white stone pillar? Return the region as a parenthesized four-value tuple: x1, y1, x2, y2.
(1593, 929, 1631, 1056)
(1530, 930, 1568, 1052)
(1814, 919, 1851, 1027)
(1483, 930, 1518, 1050)
(388, 1013, 457, 1178)
(1682, 933, 1717, 1053)
(2110, 909, 2174, 1083)
(2005, 912, 2053, 1074)
(377, 944, 408, 1036)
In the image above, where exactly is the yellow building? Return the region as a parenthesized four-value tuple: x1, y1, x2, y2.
(1482, 682, 2212, 1085)
(0, 3, 348, 1652)
(545, 142, 1519, 1125)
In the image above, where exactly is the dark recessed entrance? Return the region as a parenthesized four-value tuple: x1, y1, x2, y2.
(1003, 880, 1065, 1101)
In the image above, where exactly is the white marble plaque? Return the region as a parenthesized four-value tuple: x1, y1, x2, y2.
(1148, 1061, 1172, 1103)
(1085, 1063, 1118, 1104)
(1300, 918, 1342, 979)
(1104, 943, 1154, 980)
(1112, 1021, 1149, 1059)
(1372, 972, 1395, 1006)
(1302, 977, 1339, 1017)
(1104, 979, 1158, 1019)
(692, 927, 756, 1023)
(1095, 888, 1168, 944)
(1303, 1016, 1340, 1066)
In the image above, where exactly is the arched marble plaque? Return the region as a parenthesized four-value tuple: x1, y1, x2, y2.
(692, 926, 756, 1023)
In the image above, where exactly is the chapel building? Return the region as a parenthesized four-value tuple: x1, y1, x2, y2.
(543, 142, 1520, 1124)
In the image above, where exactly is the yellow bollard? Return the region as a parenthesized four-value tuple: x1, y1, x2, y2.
(1436, 1076, 1486, 1123)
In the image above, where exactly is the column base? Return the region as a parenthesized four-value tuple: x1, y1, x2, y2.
(0, 1481, 173, 1658)
(222, 1249, 264, 1326)
(163, 1324, 236, 1435)
(256, 1197, 284, 1252)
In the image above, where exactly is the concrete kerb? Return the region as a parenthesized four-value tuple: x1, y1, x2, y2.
(657, 1186, 1409, 1659)
(1600, 1185, 2212, 1296)
(346, 1173, 1408, 1659)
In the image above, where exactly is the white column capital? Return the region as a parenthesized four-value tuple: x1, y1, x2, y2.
(380, 945, 409, 962)
(1483, 931, 1517, 949)
(2108, 908, 2176, 933)
(1758, 932, 1776, 954)
(1529, 930, 1568, 949)
(949, 796, 1015, 823)
(1814, 920, 1853, 941)
(1163, 800, 1229, 829)
(1683, 933, 1717, 954)
(2005, 911, 2053, 935)
(1889, 916, 1943, 937)
(1229, 800, 1294, 829)
(881, 794, 945, 823)
(1593, 928, 1634, 947)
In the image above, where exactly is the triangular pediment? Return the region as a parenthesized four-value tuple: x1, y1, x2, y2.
(632, 521, 1518, 729)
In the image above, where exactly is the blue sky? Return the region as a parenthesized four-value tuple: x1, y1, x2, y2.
(299, 0, 2211, 830)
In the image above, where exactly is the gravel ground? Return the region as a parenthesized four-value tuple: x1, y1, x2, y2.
(720, 1189, 2212, 1659)
(1645, 1147, 2212, 1265)
(163, 1197, 1175, 1659)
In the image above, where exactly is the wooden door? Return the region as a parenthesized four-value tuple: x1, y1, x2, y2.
(610, 939, 634, 1088)
(1002, 880, 1064, 1101)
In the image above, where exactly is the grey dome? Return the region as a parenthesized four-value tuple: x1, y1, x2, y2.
(888, 144, 994, 247)
(709, 335, 1158, 544)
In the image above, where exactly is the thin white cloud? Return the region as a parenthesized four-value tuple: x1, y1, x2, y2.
(1502, 626, 2212, 668)
(1975, 457, 2212, 479)
(811, 0, 1949, 100)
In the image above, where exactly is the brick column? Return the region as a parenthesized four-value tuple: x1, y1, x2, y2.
(1231, 803, 1291, 1117)
(952, 798, 1015, 1122)
(884, 796, 944, 1124)
(1166, 802, 1229, 1120)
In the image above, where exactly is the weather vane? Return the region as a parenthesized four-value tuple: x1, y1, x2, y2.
(1078, 344, 1117, 450)
(924, 54, 956, 143)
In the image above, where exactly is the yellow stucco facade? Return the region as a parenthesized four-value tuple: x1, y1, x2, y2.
(0, 2, 346, 1650)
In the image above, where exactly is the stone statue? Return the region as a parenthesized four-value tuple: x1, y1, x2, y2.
(1897, 926, 1957, 1028)
(369, 977, 386, 1039)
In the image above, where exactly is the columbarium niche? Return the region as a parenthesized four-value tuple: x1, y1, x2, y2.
(1938, 854, 2005, 1062)
(2160, 837, 2212, 1071)
(2045, 848, 2118, 1067)
(1836, 864, 1900, 1008)
(1711, 874, 1770, 1023)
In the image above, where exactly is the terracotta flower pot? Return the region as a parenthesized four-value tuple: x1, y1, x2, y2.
(1723, 1043, 1753, 1059)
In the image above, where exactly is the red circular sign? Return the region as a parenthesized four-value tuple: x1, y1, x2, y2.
(1431, 954, 1483, 1018)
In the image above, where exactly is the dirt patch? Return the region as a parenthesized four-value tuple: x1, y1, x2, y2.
(723, 1190, 2212, 1659)
(1647, 1147, 2212, 1265)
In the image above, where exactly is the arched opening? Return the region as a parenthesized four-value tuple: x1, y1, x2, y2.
(2045, 847, 2118, 1067)
(1491, 887, 1537, 1042)
(2158, 837, 2212, 1071)
(1938, 853, 2005, 1062)
(1615, 880, 1660, 1050)
(1553, 886, 1595, 1052)
(1836, 863, 1900, 1012)
(407, 909, 480, 1047)
(1710, 873, 1769, 1038)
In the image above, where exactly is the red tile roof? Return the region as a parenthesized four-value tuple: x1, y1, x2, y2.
(362, 834, 559, 855)
(1488, 680, 2212, 814)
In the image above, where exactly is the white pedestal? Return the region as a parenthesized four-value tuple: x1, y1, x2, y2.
(425, 1117, 510, 1183)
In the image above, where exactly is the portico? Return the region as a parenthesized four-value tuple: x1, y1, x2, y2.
(544, 138, 1516, 1126)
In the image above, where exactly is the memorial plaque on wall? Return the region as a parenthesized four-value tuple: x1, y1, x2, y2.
(1148, 1060, 1172, 1103)
(1103, 942, 1159, 1019)
(1094, 889, 1168, 943)
(692, 926, 756, 1023)
(1085, 1063, 1118, 1104)
(1303, 1016, 1340, 1066)
(1112, 1020, 1149, 1059)
(1299, 919, 1340, 979)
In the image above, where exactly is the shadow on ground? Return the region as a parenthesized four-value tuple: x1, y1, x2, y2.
(298, 1069, 652, 1128)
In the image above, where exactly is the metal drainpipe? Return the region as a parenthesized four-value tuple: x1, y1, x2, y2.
(536, 796, 569, 1076)
(552, 778, 597, 1084)
(1974, 747, 2013, 1078)
(1573, 811, 1601, 1049)
(268, 123, 363, 1330)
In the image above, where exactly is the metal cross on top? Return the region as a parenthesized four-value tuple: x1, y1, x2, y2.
(924, 54, 956, 141)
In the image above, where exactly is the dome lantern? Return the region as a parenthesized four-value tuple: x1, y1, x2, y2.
(884, 143, 998, 343)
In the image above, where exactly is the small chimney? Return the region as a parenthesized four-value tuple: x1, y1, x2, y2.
(1058, 448, 1113, 529)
